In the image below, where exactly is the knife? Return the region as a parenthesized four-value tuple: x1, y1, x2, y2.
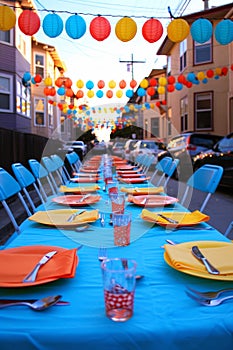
(157, 213, 178, 224)
(191, 246, 220, 275)
(0, 299, 69, 306)
(23, 251, 57, 283)
(67, 210, 86, 222)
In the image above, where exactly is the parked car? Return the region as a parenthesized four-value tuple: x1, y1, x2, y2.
(192, 132, 233, 189)
(130, 140, 166, 164)
(157, 132, 223, 179)
(123, 139, 138, 161)
(111, 141, 125, 157)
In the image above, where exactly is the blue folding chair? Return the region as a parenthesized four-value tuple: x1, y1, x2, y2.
(162, 158, 180, 188)
(42, 156, 65, 192)
(180, 164, 224, 212)
(50, 154, 70, 183)
(66, 152, 82, 174)
(150, 157, 173, 185)
(12, 163, 45, 212)
(28, 159, 57, 199)
(0, 167, 32, 242)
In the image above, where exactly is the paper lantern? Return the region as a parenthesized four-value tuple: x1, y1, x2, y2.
(0, 5, 16, 31)
(190, 18, 212, 44)
(215, 67, 222, 76)
(137, 88, 146, 97)
(130, 79, 137, 88)
(119, 80, 126, 89)
(115, 17, 137, 42)
(175, 83, 183, 90)
(43, 87, 51, 96)
(43, 13, 63, 38)
(23, 72, 31, 82)
(167, 18, 190, 43)
(87, 90, 94, 98)
(64, 78, 73, 88)
(116, 90, 123, 98)
(140, 79, 149, 89)
(177, 74, 186, 84)
(197, 71, 205, 81)
(65, 14, 86, 39)
(106, 90, 113, 98)
(186, 81, 192, 88)
(215, 19, 233, 45)
(57, 87, 65, 95)
(167, 76, 175, 84)
(187, 72, 196, 82)
(97, 80, 105, 89)
(142, 18, 163, 43)
(167, 84, 175, 93)
(126, 89, 134, 98)
(206, 69, 214, 78)
(76, 90, 84, 98)
(147, 87, 155, 96)
(34, 74, 42, 83)
(18, 10, 40, 36)
(221, 67, 228, 76)
(149, 78, 157, 86)
(86, 80, 94, 89)
(90, 16, 111, 41)
(65, 88, 74, 97)
(158, 77, 167, 86)
(44, 76, 52, 86)
(108, 80, 116, 89)
(96, 90, 104, 98)
(157, 86, 165, 94)
(50, 87, 56, 96)
(76, 80, 84, 88)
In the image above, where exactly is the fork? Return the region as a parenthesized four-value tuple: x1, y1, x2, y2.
(98, 247, 107, 262)
(186, 290, 233, 306)
(187, 286, 233, 299)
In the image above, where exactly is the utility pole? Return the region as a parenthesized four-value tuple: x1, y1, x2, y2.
(119, 53, 146, 80)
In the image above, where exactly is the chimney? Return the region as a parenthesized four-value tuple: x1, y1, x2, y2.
(202, 0, 209, 10)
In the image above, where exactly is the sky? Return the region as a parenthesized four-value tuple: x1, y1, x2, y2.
(34, 0, 233, 108)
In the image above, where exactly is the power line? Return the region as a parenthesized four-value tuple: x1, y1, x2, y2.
(119, 54, 146, 80)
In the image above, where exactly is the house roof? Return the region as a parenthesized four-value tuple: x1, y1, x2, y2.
(157, 3, 233, 56)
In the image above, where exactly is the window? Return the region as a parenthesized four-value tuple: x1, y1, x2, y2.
(48, 103, 53, 127)
(16, 80, 31, 117)
(0, 74, 13, 112)
(168, 107, 172, 136)
(180, 39, 187, 72)
(0, 30, 12, 45)
(180, 96, 188, 132)
(34, 98, 45, 126)
(194, 39, 212, 65)
(194, 92, 213, 130)
(151, 118, 159, 137)
(35, 54, 45, 77)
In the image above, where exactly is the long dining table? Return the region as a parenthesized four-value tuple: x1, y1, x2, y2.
(0, 156, 233, 350)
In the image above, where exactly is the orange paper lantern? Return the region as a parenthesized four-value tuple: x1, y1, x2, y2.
(147, 87, 155, 96)
(119, 80, 126, 89)
(167, 18, 190, 43)
(0, 5, 16, 31)
(130, 79, 137, 88)
(18, 10, 40, 35)
(76, 90, 84, 99)
(65, 88, 74, 97)
(115, 17, 137, 42)
(97, 80, 105, 89)
(106, 90, 113, 98)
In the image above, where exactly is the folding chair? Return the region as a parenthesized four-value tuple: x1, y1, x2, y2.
(66, 151, 82, 174)
(180, 164, 224, 212)
(150, 157, 173, 185)
(42, 156, 65, 191)
(162, 158, 180, 188)
(50, 154, 70, 183)
(0, 167, 32, 237)
(224, 221, 233, 239)
(12, 163, 45, 212)
(28, 159, 57, 199)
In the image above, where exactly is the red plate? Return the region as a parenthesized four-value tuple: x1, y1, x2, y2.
(69, 177, 99, 183)
(119, 173, 146, 178)
(128, 195, 178, 207)
(118, 177, 150, 184)
(52, 194, 101, 206)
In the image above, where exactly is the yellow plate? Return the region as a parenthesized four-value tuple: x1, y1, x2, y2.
(164, 240, 233, 281)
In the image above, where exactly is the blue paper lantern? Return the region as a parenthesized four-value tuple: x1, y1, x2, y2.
(137, 88, 146, 97)
(43, 13, 63, 38)
(57, 87, 65, 95)
(175, 82, 183, 91)
(96, 90, 104, 98)
(215, 19, 233, 45)
(191, 18, 212, 44)
(23, 71, 31, 82)
(65, 14, 86, 39)
(86, 80, 94, 89)
(187, 72, 196, 82)
(126, 89, 134, 98)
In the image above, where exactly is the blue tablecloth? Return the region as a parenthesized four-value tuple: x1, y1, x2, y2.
(0, 178, 233, 350)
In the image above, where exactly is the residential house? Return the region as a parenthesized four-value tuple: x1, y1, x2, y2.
(156, 2, 233, 140)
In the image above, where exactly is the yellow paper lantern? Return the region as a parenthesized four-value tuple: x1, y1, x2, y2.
(87, 90, 94, 98)
(116, 90, 123, 98)
(140, 79, 149, 89)
(115, 17, 137, 42)
(44, 76, 53, 86)
(157, 86, 165, 94)
(197, 71, 205, 81)
(167, 18, 190, 43)
(158, 77, 167, 86)
(0, 5, 16, 31)
(108, 80, 116, 89)
(76, 79, 84, 88)
(215, 67, 222, 76)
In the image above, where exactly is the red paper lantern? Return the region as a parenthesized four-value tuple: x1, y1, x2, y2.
(147, 87, 155, 96)
(43, 87, 51, 96)
(18, 10, 40, 36)
(156, 101, 161, 107)
(50, 87, 56, 96)
(106, 90, 113, 98)
(142, 18, 163, 43)
(76, 90, 84, 98)
(119, 80, 126, 89)
(55, 77, 64, 87)
(206, 69, 214, 78)
(65, 88, 74, 97)
(64, 78, 72, 88)
(149, 78, 157, 86)
(90, 16, 111, 41)
(186, 81, 192, 88)
(34, 74, 42, 83)
(97, 80, 105, 89)
(130, 79, 137, 88)
(167, 84, 175, 92)
(167, 76, 175, 84)
(177, 74, 186, 84)
(221, 67, 228, 76)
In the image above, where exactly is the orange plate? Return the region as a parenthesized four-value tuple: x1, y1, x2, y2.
(128, 195, 179, 207)
(52, 195, 101, 206)
(69, 177, 99, 183)
(119, 173, 147, 178)
(118, 177, 150, 184)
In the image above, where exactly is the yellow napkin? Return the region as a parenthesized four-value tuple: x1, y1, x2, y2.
(28, 209, 99, 226)
(120, 186, 164, 195)
(164, 242, 233, 275)
(59, 185, 100, 193)
(141, 209, 209, 225)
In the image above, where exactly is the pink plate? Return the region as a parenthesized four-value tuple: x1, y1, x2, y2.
(118, 177, 150, 184)
(52, 195, 101, 206)
(128, 195, 179, 207)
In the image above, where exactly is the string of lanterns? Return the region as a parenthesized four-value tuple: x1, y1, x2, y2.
(0, 4, 232, 44)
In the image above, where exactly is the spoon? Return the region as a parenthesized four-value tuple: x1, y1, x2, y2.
(0, 295, 62, 311)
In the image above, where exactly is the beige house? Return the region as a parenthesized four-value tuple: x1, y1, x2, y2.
(156, 3, 233, 140)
